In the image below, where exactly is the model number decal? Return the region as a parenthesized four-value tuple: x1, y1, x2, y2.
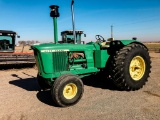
(41, 49, 69, 53)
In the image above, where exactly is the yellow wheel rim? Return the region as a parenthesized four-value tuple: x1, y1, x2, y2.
(63, 83, 77, 99)
(129, 56, 146, 81)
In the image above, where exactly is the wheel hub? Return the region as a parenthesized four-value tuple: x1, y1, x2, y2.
(129, 56, 146, 81)
(63, 83, 77, 99)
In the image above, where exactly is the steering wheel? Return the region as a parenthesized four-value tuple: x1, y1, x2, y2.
(95, 35, 105, 42)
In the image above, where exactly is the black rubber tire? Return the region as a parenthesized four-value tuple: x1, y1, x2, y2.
(108, 43, 151, 91)
(51, 74, 84, 107)
(37, 74, 51, 91)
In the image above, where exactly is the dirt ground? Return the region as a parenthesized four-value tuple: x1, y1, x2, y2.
(15, 46, 33, 53)
(0, 52, 160, 120)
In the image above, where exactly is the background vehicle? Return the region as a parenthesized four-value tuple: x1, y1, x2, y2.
(60, 30, 85, 44)
(31, 0, 151, 107)
(0, 30, 35, 68)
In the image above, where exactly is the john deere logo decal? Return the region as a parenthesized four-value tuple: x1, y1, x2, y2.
(41, 49, 69, 53)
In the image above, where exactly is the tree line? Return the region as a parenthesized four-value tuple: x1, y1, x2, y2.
(18, 40, 40, 46)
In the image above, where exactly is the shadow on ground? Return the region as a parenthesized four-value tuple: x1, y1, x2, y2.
(9, 74, 39, 91)
(9, 73, 119, 107)
(82, 74, 119, 91)
(36, 90, 58, 107)
(0, 64, 35, 70)
(9, 74, 57, 107)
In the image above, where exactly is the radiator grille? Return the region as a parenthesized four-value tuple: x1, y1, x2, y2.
(52, 52, 68, 72)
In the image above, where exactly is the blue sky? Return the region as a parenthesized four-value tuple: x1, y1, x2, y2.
(0, 0, 160, 43)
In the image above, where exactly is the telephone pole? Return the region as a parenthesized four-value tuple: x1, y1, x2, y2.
(111, 25, 113, 38)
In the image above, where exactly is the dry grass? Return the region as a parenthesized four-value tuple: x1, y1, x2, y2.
(144, 43, 160, 52)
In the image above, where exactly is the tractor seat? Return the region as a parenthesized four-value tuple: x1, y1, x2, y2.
(101, 41, 110, 48)
(101, 38, 114, 48)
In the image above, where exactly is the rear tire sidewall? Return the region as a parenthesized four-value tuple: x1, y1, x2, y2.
(124, 46, 150, 88)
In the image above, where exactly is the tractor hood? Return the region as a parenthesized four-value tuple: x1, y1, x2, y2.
(31, 43, 100, 52)
(31, 43, 101, 78)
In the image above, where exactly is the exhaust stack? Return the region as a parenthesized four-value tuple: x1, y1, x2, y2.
(71, 0, 76, 44)
(49, 5, 60, 44)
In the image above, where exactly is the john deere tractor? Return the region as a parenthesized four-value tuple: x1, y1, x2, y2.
(60, 30, 85, 44)
(31, 0, 151, 107)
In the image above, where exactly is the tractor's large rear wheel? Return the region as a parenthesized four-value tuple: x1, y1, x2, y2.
(51, 74, 84, 107)
(109, 43, 151, 90)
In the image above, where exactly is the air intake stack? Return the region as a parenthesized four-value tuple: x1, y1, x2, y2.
(49, 5, 60, 44)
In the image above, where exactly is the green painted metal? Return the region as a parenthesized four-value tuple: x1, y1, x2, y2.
(120, 40, 148, 50)
(119, 40, 140, 45)
(53, 18, 58, 44)
(95, 50, 109, 68)
(32, 43, 101, 80)
(32, 39, 144, 82)
(61, 30, 84, 44)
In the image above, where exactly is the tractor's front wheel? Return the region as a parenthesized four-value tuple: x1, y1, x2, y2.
(109, 43, 151, 90)
(51, 74, 84, 107)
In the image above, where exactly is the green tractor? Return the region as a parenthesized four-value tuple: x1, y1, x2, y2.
(31, 0, 151, 107)
(60, 30, 85, 44)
